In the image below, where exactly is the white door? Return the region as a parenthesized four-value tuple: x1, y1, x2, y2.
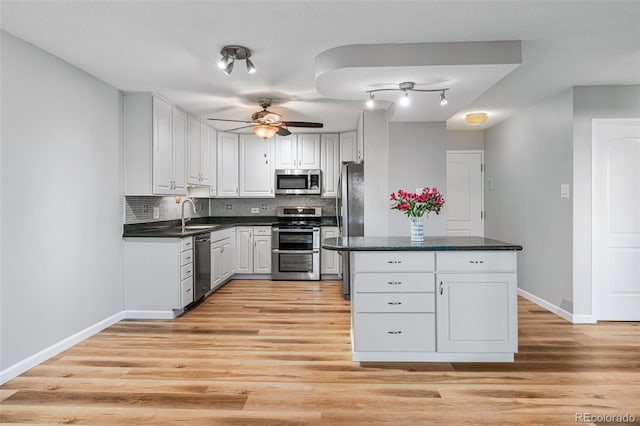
(253, 236, 272, 274)
(235, 227, 253, 274)
(208, 126, 217, 196)
(152, 97, 174, 194)
(320, 226, 341, 275)
(593, 119, 640, 321)
(211, 242, 222, 289)
(339, 131, 356, 163)
(200, 123, 211, 186)
(171, 107, 187, 194)
(321, 134, 340, 197)
(446, 151, 484, 236)
(187, 115, 202, 185)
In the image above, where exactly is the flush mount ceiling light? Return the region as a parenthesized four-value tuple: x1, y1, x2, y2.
(365, 82, 449, 109)
(218, 45, 256, 76)
(465, 112, 489, 125)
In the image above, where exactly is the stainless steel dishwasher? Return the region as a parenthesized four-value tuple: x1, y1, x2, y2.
(194, 233, 211, 302)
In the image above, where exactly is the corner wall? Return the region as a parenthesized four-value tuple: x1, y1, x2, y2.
(572, 85, 640, 317)
(484, 89, 574, 313)
(0, 32, 124, 373)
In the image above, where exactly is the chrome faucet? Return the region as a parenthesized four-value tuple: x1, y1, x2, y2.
(181, 198, 197, 230)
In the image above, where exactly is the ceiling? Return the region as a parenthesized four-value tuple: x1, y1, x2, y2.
(1, 1, 639, 132)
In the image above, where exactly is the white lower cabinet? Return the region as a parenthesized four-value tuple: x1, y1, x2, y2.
(351, 250, 518, 362)
(320, 226, 341, 276)
(211, 228, 236, 290)
(123, 236, 194, 316)
(236, 226, 271, 275)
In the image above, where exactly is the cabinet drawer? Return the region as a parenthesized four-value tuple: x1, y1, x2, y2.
(354, 252, 434, 272)
(181, 263, 193, 280)
(354, 272, 434, 293)
(181, 249, 193, 266)
(354, 313, 435, 352)
(253, 226, 272, 236)
(356, 293, 435, 313)
(437, 251, 516, 272)
(181, 237, 193, 252)
(181, 276, 193, 307)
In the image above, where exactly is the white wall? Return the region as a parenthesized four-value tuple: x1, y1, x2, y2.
(572, 85, 640, 317)
(388, 122, 448, 236)
(446, 130, 485, 150)
(0, 32, 124, 371)
(484, 89, 574, 313)
(363, 110, 389, 236)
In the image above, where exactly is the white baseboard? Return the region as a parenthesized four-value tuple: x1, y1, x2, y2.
(0, 311, 124, 385)
(517, 288, 596, 324)
(123, 310, 175, 320)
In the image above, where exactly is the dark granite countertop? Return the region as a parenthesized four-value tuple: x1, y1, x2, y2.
(123, 216, 338, 238)
(322, 236, 523, 251)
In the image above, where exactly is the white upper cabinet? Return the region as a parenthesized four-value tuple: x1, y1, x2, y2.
(321, 134, 340, 197)
(339, 131, 357, 163)
(356, 112, 364, 163)
(297, 134, 321, 169)
(274, 134, 321, 169)
(187, 115, 202, 185)
(124, 93, 187, 196)
(274, 134, 298, 169)
(217, 132, 239, 197)
(239, 134, 274, 197)
(207, 125, 217, 196)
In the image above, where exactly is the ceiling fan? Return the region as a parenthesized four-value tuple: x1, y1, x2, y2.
(207, 98, 323, 139)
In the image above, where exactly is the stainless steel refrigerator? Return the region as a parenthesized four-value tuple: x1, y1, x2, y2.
(337, 162, 364, 299)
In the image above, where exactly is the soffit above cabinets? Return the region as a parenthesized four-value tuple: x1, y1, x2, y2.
(315, 41, 521, 127)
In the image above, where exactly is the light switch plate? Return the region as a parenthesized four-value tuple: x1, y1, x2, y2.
(487, 178, 494, 191)
(560, 183, 570, 198)
(153, 207, 160, 219)
(251, 207, 259, 214)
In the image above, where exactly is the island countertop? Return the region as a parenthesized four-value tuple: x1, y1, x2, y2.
(322, 236, 523, 251)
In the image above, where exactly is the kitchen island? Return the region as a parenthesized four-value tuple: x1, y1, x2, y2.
(323, 236, 522, 362)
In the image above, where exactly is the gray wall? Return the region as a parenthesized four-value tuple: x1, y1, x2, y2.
(447, 130, 485, 150)
(388, 122, 448, 236)
(484, 89, 574, 312)
(363, 110, 390, 236)
(572, 85, 640, 316)
(1, 32, 124, 370)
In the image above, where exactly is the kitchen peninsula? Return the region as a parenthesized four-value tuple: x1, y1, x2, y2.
(323, 236, 523, 362)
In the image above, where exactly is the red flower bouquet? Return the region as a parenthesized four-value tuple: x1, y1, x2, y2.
(390, 187, 445, 218)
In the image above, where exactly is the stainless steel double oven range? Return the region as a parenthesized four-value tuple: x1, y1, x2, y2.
(271, 206, 321, 280)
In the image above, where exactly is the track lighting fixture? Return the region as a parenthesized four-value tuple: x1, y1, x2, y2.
(364, 82, 449, 108)
(218, 45, 256, 76)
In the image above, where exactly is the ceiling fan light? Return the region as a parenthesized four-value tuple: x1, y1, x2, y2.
(223, 58, 234, 76)
(253, 124, 278, 139)
(465, 112, 488, 125)
(246, 58, 257, 74)
(440, 91, 448, 106)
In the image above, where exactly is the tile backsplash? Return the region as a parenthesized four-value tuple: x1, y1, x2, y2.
(125, 196, 210, 224)
(125, 195, 337, 224)
(210, 196, 337, 217)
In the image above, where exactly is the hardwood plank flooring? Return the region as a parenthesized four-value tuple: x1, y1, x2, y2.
(1, 279, 639, 425)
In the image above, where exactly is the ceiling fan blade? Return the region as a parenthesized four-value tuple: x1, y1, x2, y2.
(276, 127, 292, 136)
(206, 118, 253, 123)
(225, 125, 255, 132)
(280, 121, 323, 128)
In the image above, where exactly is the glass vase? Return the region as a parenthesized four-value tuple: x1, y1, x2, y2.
(410, 216, 424, 242)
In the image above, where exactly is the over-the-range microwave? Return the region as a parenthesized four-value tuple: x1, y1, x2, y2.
(274, 169, 322, 195)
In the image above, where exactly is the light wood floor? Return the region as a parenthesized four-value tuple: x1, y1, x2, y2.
(1, 280, 639, 425)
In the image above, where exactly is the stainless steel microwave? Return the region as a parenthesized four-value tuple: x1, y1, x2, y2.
(274, 169, 322, 195)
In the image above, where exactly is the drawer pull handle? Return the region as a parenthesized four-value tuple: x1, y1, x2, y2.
(386, 281, 402, 285)
(468, 260, 485, 264)
(186, 256, 191, 261)
(386, 260, 402, 264)
(387, 302, 402, 305)
(440, 281, 444, 295)
(186, 288, 191, 292)
(387, 330, 403, 335)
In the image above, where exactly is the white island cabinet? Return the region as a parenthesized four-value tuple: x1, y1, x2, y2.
(337, 237, 521, 363)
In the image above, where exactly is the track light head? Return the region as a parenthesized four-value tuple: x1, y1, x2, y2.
(365, 93, 375, 108)
(223, 58, 234, 76)
(440, 91, 448, 106)
(217, 53, 229, 70)
(399, 90, 410, 106)
(246, 58, 257, 74)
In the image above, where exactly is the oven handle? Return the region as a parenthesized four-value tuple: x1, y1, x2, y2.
(272, 228, 320, 233)
(271, 249, 319, 254)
